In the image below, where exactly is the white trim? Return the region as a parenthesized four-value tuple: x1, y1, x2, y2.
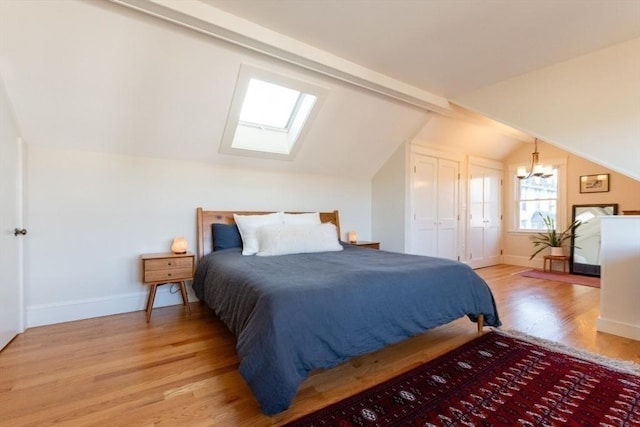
(409, 143, 465, 162)
(26, 286, 196, 327)
(17, 137, 25, 333)
(597, 317, 640, 341)
(219, 64, 327, 161)
(468, 155, 503, 170)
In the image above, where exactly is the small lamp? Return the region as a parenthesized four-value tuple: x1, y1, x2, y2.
(347, 231, 358, 244)
(171, 236, 188, 254)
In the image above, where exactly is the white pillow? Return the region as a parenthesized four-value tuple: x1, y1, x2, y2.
(256, 223, 343, 256)
(234, 212, 284, 256)
(283, 212, 321, 225)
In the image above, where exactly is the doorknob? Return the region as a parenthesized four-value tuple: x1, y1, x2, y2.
(14, 228, 27, 236)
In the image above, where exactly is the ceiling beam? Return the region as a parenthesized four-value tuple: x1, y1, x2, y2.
(109, 0, 452, 114)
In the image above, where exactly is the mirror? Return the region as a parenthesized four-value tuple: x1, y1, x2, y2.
(570, 203, 618, 277)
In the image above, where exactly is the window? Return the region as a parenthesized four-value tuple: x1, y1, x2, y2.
(239, 79, 304, 130)
(219, 65, 327, 160)
(515, 169, 559, 231)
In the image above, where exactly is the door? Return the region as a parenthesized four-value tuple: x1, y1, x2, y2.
(410, 155, 437, 256)
(436, 159, 459, 260)
(467, 163, 502, 269)
(0, 82, 23, 350)
(410, 154, 459, 260)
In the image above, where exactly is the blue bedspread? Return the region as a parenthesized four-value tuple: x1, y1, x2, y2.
(192, 244, 500, 415)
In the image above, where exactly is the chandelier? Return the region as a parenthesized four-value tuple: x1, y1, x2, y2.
(517, 138, 553, 180)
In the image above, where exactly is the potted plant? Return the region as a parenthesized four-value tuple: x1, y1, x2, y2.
(529, 214, 581, 260)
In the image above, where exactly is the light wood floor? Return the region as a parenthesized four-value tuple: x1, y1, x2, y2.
(1, 265, 638, 426)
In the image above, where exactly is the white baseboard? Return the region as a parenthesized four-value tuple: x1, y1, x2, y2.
(26, 286, 196, 328)
(597, 317, 640, 341)
(502, 255, 543, 270)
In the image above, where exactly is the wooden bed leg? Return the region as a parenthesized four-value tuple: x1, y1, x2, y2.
(477, 314, 484, 335)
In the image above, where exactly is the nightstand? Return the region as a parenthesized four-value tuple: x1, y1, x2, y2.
(350, 241, 380, 250)
(141, 252, 194, 322)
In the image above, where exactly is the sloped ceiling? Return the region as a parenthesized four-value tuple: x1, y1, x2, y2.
(0, 0, 428, 177)
(203, 0, 640, 98)
(1, 0, 638, 178)
(456, 38, 640, 179)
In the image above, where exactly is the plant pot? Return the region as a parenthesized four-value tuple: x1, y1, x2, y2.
(550, 247, 564, 256)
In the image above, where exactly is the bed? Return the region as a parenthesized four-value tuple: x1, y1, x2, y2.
(192, 208, 501, 415)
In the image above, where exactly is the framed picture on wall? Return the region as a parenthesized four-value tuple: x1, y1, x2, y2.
(580, 174, 609, 193)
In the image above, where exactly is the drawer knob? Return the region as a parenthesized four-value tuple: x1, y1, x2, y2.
(167, 273, 172, 277)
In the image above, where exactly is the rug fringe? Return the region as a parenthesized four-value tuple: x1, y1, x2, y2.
(492, 328, 640, 376)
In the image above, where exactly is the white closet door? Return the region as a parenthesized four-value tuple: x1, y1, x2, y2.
(436, 159, 459, 260)
(483, 167, 502, 266)
(468, 171, 486, 265)
(410, 155, 438, 256)
(410, 154, 459, 260)
(467, 163, 502, 268)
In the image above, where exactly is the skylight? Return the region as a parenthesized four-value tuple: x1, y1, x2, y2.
(219, 65, 326, 160)
(239, 79, 301, 130)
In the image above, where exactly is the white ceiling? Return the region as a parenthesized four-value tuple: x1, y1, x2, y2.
(204, 0, 640, 97)
(1, 0, 638, 178)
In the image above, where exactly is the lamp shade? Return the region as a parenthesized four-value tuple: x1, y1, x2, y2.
(347, 231, 358, 243)
(171, 236, 188, 254)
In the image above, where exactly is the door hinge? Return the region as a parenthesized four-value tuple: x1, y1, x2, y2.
(500, 249, 503, 255)
(457, 256, 460, 261)
(414, 165, 416, 173)
(500, 179, 503, 186)
(469, 253, 472, 259)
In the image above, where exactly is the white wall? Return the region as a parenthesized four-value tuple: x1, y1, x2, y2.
(25, 146, 371, 327)
(371, 143, 408, 252)
(455, 38, 640, 181)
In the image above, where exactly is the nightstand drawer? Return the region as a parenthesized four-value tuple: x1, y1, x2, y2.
(144, 257, 193, 270)
(144, 267, 193, 283)
(351, 241, 380, 250)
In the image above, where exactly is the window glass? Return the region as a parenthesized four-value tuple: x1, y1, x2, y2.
(516, 171, 558, 230)
(239, 79, 301, 130)
(219, 65, 326, 160)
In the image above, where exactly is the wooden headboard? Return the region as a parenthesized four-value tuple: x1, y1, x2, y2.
(196, 208, 341, 261)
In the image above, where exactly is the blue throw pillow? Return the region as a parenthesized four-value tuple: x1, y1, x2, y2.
(212, 223, 242, 251)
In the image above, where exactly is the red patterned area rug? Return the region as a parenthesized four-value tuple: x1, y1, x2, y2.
(283, 331, 639, 427)
(516, 269, 600, 288)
